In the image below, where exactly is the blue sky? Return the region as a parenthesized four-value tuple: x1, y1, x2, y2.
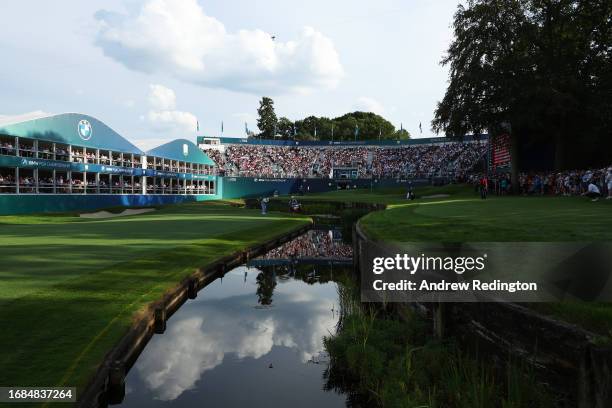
(0, 0, 459, 149)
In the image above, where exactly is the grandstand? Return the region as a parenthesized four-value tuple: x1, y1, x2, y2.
(198, 135, 489, 180)
(0, 113, 218, 214)
(0, 112, 492, 214)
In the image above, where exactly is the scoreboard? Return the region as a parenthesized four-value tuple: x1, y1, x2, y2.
(331, 167, 359, 179)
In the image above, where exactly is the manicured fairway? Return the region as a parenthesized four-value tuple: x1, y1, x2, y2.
(360, 188, 612, 242)
(301, 184, 612, 241)
(0, 202, 309, 394)
(307, 185, 612, 335)
(294, 184, 470, 205)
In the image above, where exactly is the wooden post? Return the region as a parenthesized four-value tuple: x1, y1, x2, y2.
(107, 360, 125, 404)
(433, 302, 446, 339)
(187, 279, 197, 299)
(154, 307, 166, 334)
(579, 345, 612, 408)
(352, 224, 359, 273)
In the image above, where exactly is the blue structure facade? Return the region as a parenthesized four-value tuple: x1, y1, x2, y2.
(0, 113, 219, 214)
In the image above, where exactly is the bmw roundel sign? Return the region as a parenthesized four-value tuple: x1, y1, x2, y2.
(77, 119, 93, 141)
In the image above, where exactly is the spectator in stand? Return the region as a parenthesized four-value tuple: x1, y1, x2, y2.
(204, 141, 487, 179)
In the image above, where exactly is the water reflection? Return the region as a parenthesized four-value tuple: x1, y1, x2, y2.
(120, 263, 349, 407)
(258, 228, 353, 260)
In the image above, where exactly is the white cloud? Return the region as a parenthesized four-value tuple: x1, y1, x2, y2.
(145, 84, 197, 138)
(94, 0, 343, 94)
(354, 96, 386, 115)
(148, 84, 176, 111)
(147, 109, 196, 131)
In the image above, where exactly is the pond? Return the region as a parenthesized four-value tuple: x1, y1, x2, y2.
(117, 227, 353, 407)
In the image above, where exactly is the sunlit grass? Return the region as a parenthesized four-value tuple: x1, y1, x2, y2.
(0, 202, 310, 394)
(358, 186, 612, 242)
(352, 186, 612, 335)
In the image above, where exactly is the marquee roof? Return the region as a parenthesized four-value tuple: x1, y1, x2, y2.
(0, 113, 144, 155)
(147, 139, 215, 165)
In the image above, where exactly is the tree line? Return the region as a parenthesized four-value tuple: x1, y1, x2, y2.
(433, 0, 611, 187)
(255, 97, 410, 141)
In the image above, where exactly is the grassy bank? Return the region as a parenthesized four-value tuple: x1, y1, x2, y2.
(325, 283, 554, 407)
(302, 185, 612, 335)
(356, 186, 612, 335)
(359, 186, 612, 242)
(0, 202, 309, 395)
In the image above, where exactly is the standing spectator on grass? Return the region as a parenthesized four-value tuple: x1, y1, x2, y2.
(583, 182, 601, 202)
(260, 197, 269, 215)
(500, 177, 508, 196)
(406, 181, 415, 200)
(479, 175, 488, 200)
(533, 174, 543, 195)
(582, 171, 592, 193)
(606, 168, 612, 200)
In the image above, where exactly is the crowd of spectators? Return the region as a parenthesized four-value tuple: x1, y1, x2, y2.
(204, 141, 487, 179)
(0, 174, 15, 191)
(259, 230, 353, 259)
(372, 142, 487, 178)
(0, 141, 15, 155)
(470, 165, 612, 199)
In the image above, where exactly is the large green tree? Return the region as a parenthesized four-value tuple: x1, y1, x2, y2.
(256, 97, 278, 138)
(253, 96, 410, 141)
(292, 111, 403, 141)
(277, 117, 294, 139)
(433, 0, 612, 189)
(395, 128, 411, 140)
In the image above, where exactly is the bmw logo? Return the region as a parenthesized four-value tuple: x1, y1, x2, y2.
(78, 119, 93, 141)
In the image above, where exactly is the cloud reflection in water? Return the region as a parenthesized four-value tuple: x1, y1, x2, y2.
(133, 267, 339, 401)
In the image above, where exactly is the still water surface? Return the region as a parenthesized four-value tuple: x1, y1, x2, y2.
(119, 228, 351, 407)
